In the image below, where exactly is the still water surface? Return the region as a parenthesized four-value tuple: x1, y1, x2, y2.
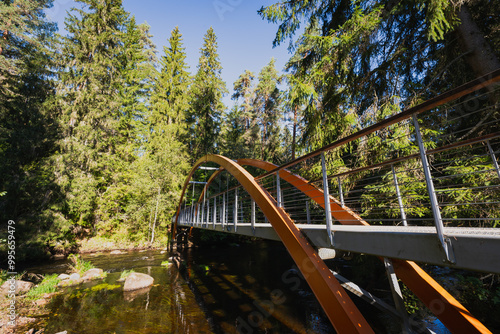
(25, 241, 336, 333)
(24, 240, 453, 333)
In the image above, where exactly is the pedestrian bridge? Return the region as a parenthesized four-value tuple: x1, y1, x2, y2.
(173, 70, 500, 333)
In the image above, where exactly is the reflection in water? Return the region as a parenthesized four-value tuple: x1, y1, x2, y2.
(27, 251, 213, 334)
(24, 242, 356, 333)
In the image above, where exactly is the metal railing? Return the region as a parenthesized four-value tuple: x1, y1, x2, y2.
(177, 69, 500, 265)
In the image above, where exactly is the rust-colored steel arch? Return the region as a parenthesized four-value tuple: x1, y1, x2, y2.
(174, 154, 374, 334)
(231, 158, 491, 334)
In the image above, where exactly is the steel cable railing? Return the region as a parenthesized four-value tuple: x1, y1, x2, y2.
(177, 69, 500, 264)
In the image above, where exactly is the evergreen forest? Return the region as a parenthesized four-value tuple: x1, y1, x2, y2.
(1, 0, 499, 261)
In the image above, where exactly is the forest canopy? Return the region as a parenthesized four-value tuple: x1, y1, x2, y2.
(0, 0, 498, 260)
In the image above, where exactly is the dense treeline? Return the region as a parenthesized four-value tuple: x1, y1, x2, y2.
(1, 0, 499, 260)
(0, 0, 293, 259)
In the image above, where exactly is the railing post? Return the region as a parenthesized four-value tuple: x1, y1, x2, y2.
(191, 206, 195, 226)
(337, 176, 344, 207)
(222, 192, 226, 229)
(196, 203, 201, 227)
(276, 171, 282, 208)
(201, 196, 206, 227)
(306, 200, 311, 224)
(213, 196, 217, 229)
(487, 140, 500, 180)
(205, 197, 210, 228)
(391, 164, 408, 226)
(234, 188, 238, 232)
(413, 114, 455, 263)
(321, 152, 334, 245)
(251, 198, 256, 232)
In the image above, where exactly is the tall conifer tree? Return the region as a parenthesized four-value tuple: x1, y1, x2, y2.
(0, 0, 60, 257)
(56, 0, 152, 233)
(254, 58, 283, 163)
(188, 27, 227, 160)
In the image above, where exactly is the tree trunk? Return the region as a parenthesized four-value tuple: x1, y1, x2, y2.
(456, 5, 500, 78)
(151, 187, 160, 244)
(292, 105, 297, 160)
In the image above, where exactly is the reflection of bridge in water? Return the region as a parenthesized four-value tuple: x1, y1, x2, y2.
(173, 70, 500, 333)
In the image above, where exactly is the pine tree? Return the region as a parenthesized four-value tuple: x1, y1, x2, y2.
(224, 69, 259, 159)
(254, 58, 283, 163)
(188, 27, 227, 160)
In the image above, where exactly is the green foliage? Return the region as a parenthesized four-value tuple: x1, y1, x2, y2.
(187, 27, 228, 160)
(25, 274, 60, 300)
(401, 283, 421, 314)
(456, 274, 500, 327)
(68, 254, 95, 275)
(119, 269, 135, 280)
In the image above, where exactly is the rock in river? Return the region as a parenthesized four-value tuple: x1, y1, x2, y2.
(82, 268, 104, 281)
(123, 272, 154, 292)
(0, 280, 34, 294)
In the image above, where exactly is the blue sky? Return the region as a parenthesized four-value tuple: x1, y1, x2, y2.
(47, 0, 292, 107)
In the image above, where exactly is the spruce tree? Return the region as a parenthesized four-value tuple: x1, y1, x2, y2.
(224, 70, 259, 159)
(133, 26, 191, 242)
(151, 26, 190, 138)
(188, 27, 227, 160)
(254, 58, 283, 163)
(56, 0, 150, 234)
(0, 0, 61, 258)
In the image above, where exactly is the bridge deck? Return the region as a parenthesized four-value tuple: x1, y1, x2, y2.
(178, 221, 500, 274)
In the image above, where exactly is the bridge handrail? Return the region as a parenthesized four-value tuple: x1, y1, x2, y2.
(256, 68, 500, 180)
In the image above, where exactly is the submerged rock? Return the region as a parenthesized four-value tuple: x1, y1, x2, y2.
(123, 286, 152, 302)
(58, 278, 83, 287)
(110, 250, 123, 255)
(123, 273, 154, 291)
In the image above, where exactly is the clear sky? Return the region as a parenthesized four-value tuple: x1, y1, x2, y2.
(47, 0, 292, 108)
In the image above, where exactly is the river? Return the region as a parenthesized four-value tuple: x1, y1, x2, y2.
(21, 240, 450, 333)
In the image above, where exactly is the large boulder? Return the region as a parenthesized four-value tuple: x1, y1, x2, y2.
(123, 273, 154, 292)
(1, 280, 34, 294)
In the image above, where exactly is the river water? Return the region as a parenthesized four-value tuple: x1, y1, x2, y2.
(21, 240, 450, 333)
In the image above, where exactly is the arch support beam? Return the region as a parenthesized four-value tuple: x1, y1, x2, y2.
(175, 155, 374, 334)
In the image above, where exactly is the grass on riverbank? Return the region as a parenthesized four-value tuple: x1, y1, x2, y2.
(25, 274, 60, 300)
(78, 233, 169, 253)
(68, 254, 94, 275)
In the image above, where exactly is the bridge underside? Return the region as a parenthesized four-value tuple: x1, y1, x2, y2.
(178, 222, 500, 274)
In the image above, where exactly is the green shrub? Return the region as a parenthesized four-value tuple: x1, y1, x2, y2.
(119, 269, 135, 280)
(68, 254, 94, 275)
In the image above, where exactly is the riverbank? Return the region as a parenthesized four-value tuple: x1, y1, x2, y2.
(76, 235, 170, 254)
